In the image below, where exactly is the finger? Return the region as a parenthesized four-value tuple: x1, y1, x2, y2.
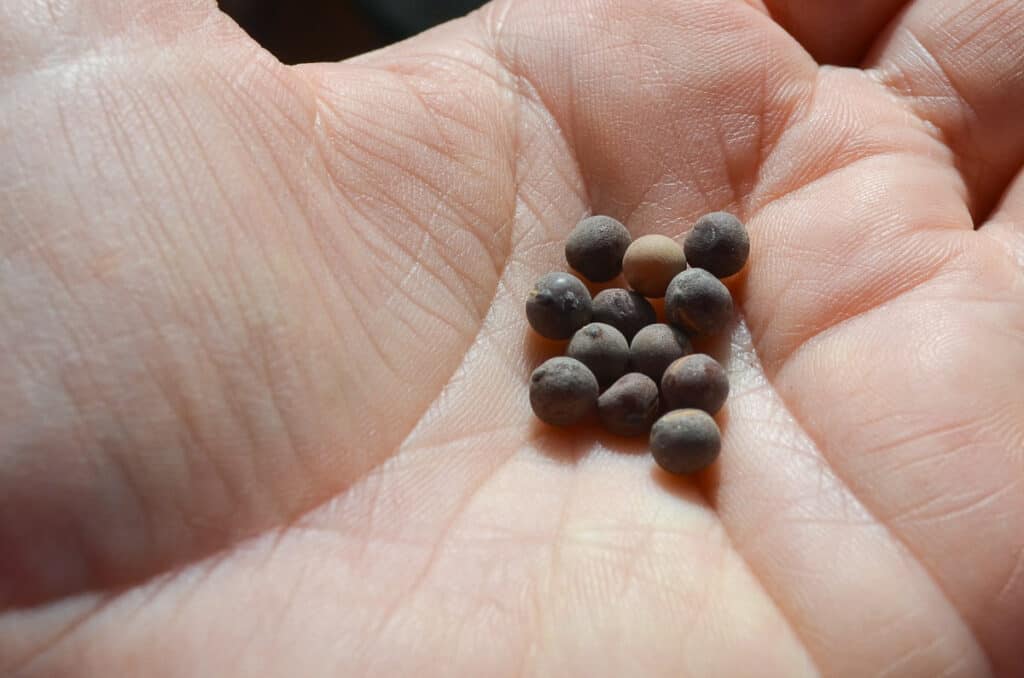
(760, 0, 910, 65)
(867, 0, 1024, 221)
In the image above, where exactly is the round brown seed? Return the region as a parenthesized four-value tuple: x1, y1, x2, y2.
(567, 322, 630, 389)
(650, 409, 721, 475)
(622, 235, 686, 298)
(660, 354, 729, 414)
(592, 288, 657, 342)
(598, 373, 660, 437)
(629, 323, 692, 383)
(529, 357, 599, 426)
(664, 268, 733, 337)
(565, 215, 632, 283)
(525, 272, 593, 340)
(684, 211, 750, 279)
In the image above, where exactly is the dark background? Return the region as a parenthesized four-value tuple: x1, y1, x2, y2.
(218, 0, 487, 64)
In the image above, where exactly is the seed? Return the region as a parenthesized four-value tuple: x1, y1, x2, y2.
(664, 268, 733, 337)
(683, 212, 750, 279)
(529, 357, 599, 426)
(566, 322, 630, 389)
(592, 288, 657, 342)
(650, 409, 722, 475)
(598, 373, 660, 437)
(660, 354, 729, 414)
(629, 323, 692, 383)
(525, 272, 593, 340)
(622, 234, 686, 298)
(565, 215, 632, 283)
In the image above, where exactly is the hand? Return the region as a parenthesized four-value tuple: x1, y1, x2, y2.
(2, 1, 1022, 675)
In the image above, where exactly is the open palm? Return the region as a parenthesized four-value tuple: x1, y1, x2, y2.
(3, 0, 1023, 675)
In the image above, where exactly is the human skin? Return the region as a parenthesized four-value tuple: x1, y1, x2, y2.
(1, 0, 1023, 675)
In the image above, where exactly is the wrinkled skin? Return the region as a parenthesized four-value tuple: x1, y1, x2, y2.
(2, 1, 1023, 675)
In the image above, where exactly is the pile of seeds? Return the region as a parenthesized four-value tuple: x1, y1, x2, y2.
(526, 213, 749, 475)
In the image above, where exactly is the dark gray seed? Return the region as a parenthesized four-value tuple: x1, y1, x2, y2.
(664, 268, 733, 337)
(566, 322, 630, 389)
(592, 288, 657, 341)
(629, 324, 692, 383)
(684, 212, 750, 279)
(622, 235, 686, 298)
(565, 215, 632, 283)
(529, 357, 599, 426)
(598, 373, 660, 437)
(650, 409, 722, 475)
(660, 354, 729, 414)
(525, 272, 593, 340)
